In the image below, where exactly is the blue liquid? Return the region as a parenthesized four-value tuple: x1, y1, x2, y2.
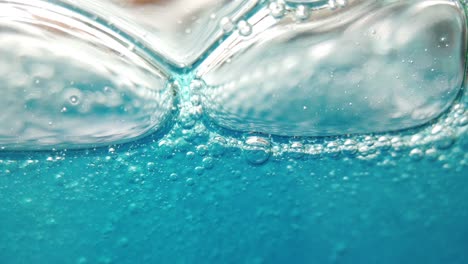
(0, 0, 468, 263)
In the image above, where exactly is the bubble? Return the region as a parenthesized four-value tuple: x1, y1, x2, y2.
(0, 5, 174, 150)
(209, 136, 227, 157)
(458, 114, 468, 127)
(358, 145, 371, 156)
(202, 157, 214, 169)
(363, 136, 375, 146)
(189, 79, 204, 93)
(329, 0, 348, 9)
(179, 112, 197, 129)
(186, 151, 195, 160)
(295, 5, 309, 20)
(342, 139, 358, 156)
(190, 94, 201, 106)
(69, 95, 80, 105)
(289, 141, 305, 159)
(409, 148, 424, 161)
(431, 124, 444, 135)
(169, 173, 178, 181)
(433, 129, 456, 150)
(325, 141, 340, 158)
(194, 166, 204, 175)
(197, 0, 465, 138)
(220, 17, 235, 33)
(196, 145, 208, 156)
(186, 178, 195, 186)
(425, 148, 439, 161)
(238, 20, 252, 36)
(269, 2, 285, 18)
(376, 136, 391, 150)
(243, 136, 271, 165)
(158, 140, 175, 159)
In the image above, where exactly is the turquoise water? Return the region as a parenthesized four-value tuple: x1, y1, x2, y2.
(1, 0, 468, 263)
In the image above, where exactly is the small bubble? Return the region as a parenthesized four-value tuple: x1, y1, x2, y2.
(458, 115, 468, 127)
(295, 5, 309, 20)
(202, 157, 214, 169)
(158, 140, 175, 159)
(433, 130, 456, 150)
(186, 151, 195, 160)
(425, 148, 438, 161)
(243, 136, 271, 165)
(195, 166, 204, 175)
(409, 148, 423, 161)
(220, 17, 235, 32)
(196, 145, 208, 156)
(290, 141, 304, 159)
(269, 2, 285, 18)
(179, 112, 197, 129)
(169, 173, 178, 181)
(363, 136, 375, 146)
(325, 141, 340, 158)
(358, 145, 371, 156)
(329, 0, 348, 10)
(186, 178, 195, 186)
(376, 136, 391, 150)
(238, 20, 252, 36)
(209, 136, 226, 157)
(189, 79, 204, 92)
(342, 139, 358, 156)
(69, 95, 79, 105)
(190, 94, 201, 106)
(431, 124, 443, 135)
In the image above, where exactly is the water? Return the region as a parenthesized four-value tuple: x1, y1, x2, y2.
(0, 0, 468, 263)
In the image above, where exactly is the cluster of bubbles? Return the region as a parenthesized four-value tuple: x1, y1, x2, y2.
(159, 74, 460, 166)
(0, 0, 466, 169)
(268, 0, 349, 20)
(140, 79, 467, 168)
(0, 84, 466, 172)
(218, 0, 350, 38)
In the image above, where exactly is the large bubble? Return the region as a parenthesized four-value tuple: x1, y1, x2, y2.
(197, 0, 467, 136)
(0, 1, 174, 150)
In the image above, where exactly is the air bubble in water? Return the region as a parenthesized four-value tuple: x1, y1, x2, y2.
(202, 157, 215, 169)
(197, 0, 466, 137)
(69, 95, 80, 105)
(0, 1, 174, 150)
(220, 17, 235, 33)
(243, 136, 271, 165)
(433, 129, 456, 150)
(208, 136, 227, 157)
(458, 115, 468, 127)
(409, 148, 424, 161)
(289, 141, 305, 159)
(342, 139, 358, 156)
(269, 2, 285, 18)
(295, 5, 309, 20)
(238, 20, 252, 36)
